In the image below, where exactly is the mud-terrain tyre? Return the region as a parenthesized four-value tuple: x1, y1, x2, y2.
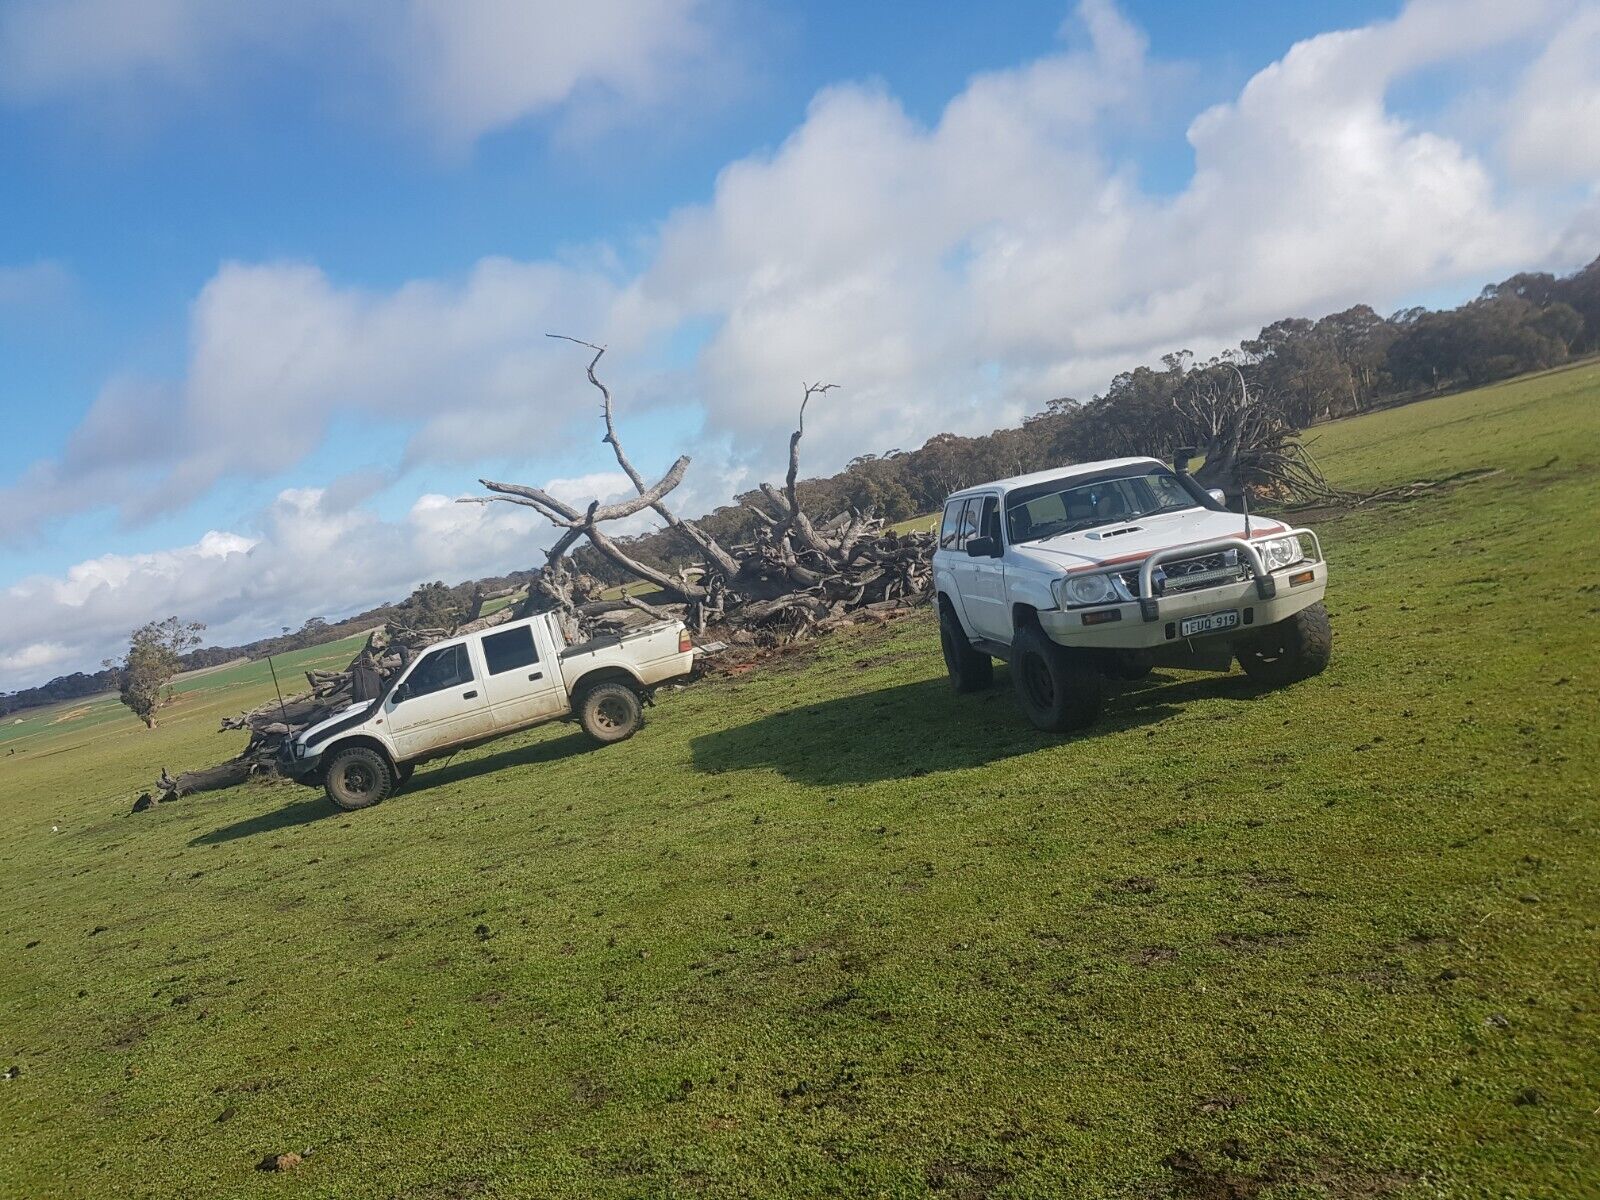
(579, 682, 644, 744)
(940, 603, 994, 693)
(1010, 625, 1104, 733)
(1237, 601, 1332, 686)
(324, 745, 395, 811)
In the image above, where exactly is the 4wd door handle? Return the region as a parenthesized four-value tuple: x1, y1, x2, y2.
(462, 690, 478, 699)
(528, 671, 543, 681)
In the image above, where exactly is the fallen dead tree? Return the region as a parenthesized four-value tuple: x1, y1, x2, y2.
(470, 337, 935, 648)
(132, 341, 934, 812)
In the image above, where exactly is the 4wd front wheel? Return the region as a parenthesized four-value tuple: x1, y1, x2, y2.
(324, 745, 395, 811)
(1010, 625, 1104, 733)
(940, 604, 993, 693)
(1237, 601, 1332, 685)
(579, 682, 644, 744)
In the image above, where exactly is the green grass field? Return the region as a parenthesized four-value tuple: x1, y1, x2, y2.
(2, 365, 1597, 1198)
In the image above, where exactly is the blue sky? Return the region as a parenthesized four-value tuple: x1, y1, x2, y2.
(0, 0, 1595, 687)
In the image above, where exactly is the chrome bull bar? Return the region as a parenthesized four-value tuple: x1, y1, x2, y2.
(1135, 530, 1322, 623)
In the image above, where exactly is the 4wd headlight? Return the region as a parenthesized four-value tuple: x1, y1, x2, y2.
(1053, 573, 1122, 608)
(1256, 535, 1304, 570)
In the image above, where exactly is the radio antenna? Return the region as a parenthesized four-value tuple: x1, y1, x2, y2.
(1241, 485, 1252, 540)
(267, 654, 290, 726)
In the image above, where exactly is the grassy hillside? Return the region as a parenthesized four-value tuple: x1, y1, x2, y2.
(2, 365, 1596, 1198)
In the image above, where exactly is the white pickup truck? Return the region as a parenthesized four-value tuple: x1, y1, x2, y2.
(934, 455, 1330, 732)
(283, 612, 696, 810)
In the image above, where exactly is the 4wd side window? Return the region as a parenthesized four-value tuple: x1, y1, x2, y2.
(402, 643, 473, 699)
(958, 501, 981, 546)
(939, 500, 969, 550)
(977, 495, 1001, 544)
(482, 625, 539, 675)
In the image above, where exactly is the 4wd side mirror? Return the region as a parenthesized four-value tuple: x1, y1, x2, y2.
(391, 684, 409, 705)
(965, 535, 999, 558)
(1207, 488, 1227, 506)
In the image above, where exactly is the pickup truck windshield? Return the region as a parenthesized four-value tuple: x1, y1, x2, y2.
(1006, 470, 1197, 545)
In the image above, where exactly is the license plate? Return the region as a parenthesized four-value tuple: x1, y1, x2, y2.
(1180, 610, 1239, 637)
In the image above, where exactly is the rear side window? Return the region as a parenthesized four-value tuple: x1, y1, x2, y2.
(939, 500, 969, 550)
(404, 643, 473, 698)
(958, 502, 981, 546)
(482, 625, 539, 675)
(977, 495, 1001, 543)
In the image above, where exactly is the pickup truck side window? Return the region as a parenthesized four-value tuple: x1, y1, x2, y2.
(482, 625, 539, 675)
(939, 500, 969, 550)
(404, 643, 474, 699)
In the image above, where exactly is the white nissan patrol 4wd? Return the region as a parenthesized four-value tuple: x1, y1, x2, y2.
(283, 612, 696, 811)
(933, 455, 1330, 731)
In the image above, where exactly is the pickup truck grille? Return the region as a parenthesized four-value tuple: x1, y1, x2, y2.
(1119, 550, 1248, 598)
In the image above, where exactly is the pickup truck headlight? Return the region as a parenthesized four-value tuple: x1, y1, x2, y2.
(1256, 535, 1304, 570)
(1053, 572, 1125, 609)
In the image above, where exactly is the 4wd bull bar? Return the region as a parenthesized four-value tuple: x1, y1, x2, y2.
(1135, 529, 1323, 623)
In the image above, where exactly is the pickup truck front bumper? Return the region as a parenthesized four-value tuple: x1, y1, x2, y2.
(1038, 557, 1328, 650)
(278, 742, 324, 783)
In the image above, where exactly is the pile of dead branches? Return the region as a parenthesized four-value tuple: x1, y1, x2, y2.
(471, 339, 935, 647)
(133, 340, 934, 811)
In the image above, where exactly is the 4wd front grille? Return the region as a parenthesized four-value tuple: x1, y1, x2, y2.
(1119, 550, 1248, 598)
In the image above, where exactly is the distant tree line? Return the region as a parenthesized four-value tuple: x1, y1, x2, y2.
(4, 254, 1594, 709)
(567, 254, 1599, 584)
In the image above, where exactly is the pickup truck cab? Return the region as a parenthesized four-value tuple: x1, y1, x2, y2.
(284, 612, 695, 810)
(934, 456, 1330, 732)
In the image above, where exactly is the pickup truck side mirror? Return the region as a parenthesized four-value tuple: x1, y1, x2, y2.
(965, 535, 1000, 558)
(1207, 488, 1227, 506)
(391, 684, 409, 705)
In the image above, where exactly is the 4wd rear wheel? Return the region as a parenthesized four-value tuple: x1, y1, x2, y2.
(579, 682, 643, 744)
(1010, 625, 1104, 733)
(940, 603, 994, 693)
(324, 745, 395, 811)
(1237, 601, 1332, 686)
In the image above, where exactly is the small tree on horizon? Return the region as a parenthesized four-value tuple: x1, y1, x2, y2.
(103, 617, 206, 730)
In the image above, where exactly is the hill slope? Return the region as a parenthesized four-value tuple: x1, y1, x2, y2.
(1, 365, 1597, 1198)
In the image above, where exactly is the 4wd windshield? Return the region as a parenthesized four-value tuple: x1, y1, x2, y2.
(1006, 469, 1199, 545)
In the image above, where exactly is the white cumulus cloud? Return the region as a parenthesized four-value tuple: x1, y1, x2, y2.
(0, 0, 730, 145)
(0, 486, 560, 691)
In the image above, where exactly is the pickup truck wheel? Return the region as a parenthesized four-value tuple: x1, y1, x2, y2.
(579, 682, 643, 744)
(324, 746, 394, 811)
(940, 605, 993, 693)
(1010, 626, 1104, 733)
(1237, 601, 1332, 685)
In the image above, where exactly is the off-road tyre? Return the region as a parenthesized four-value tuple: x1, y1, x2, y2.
(1237, 601, 1332, 686)
(1010, 624, 1105, 733)
(324, 745, 395, 811)
(940, 603, 994, 693)
(579, 682, 644, 744)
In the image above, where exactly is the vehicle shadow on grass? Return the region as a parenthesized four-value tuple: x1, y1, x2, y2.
(402, 730, 600, 796)
(190, 795, 335, 846)
(690, 670, 1277, 787)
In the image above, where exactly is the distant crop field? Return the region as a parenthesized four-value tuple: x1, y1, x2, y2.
(1, 365, 1596, 1198)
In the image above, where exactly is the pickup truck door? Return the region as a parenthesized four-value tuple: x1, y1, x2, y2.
(477, 620, 566, 731)
(385, 641, 495, 759)
(955, 494, 1010, 641)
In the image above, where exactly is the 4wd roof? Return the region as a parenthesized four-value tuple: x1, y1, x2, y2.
(944, 456, 1166, 503)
